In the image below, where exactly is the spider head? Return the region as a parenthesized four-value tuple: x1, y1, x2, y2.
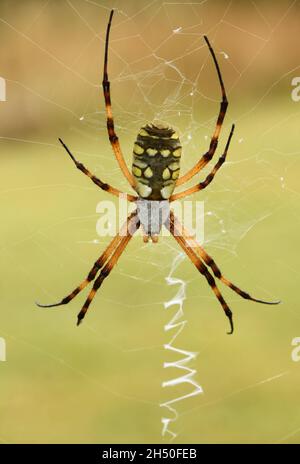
(132, 122, 182, 200)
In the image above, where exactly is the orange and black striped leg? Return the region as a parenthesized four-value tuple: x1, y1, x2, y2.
(77, 219, 140, 325)
(59, 138, 137, 202)
(172, 212, 281, 306)
(176, 35, 228, 187)
(170, 124, 234, 201)
(102, 10, 135, 189)
(167, 212, 234, 334)
(36, 211, 138, 309)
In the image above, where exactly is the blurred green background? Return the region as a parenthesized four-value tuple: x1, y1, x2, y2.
(1, 0, 300, 444)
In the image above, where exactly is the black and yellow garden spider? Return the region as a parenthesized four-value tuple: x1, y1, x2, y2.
(37, 10, 280, 333)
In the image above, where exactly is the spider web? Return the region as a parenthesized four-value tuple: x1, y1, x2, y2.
(0, 0, 300, 444)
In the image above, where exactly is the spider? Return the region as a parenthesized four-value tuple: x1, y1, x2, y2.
(37, 10, 280, 333)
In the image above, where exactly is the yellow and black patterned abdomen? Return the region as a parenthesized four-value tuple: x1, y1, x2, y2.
(132, 123, 182, 200)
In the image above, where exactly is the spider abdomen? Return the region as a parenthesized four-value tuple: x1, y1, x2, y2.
(132, 123, 182, 200)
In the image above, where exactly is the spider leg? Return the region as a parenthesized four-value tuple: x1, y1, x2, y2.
(170, 124, 234, 201)
(102, 10, 135, 189)
(171, 211, 281, 305)
(58, 138, 137, 202)
(167, 211, 234, 334)
(77, 218, 140, 325)
(36, 211, 138, 309)
(176, 35, 228, 187)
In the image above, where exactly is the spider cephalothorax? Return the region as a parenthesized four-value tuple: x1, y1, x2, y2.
(37, 9, 280, 332)
(132, 122, 182, 201)
(136, 198, 170, 243)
